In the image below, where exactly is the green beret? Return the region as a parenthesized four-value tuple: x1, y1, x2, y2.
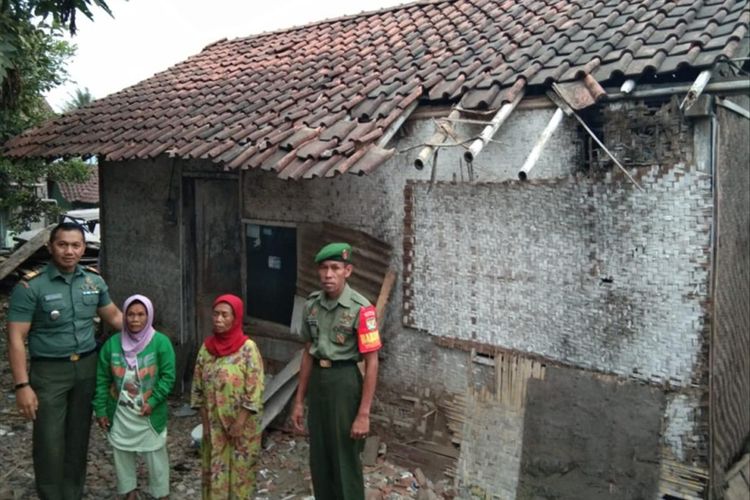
(315, 242, 352, 264)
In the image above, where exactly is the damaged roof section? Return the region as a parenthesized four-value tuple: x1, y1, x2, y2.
(5, 0, 749, 178)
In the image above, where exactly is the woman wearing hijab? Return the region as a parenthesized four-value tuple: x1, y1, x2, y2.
(191, 294, 265, 499)
(94, 294, 176, 500)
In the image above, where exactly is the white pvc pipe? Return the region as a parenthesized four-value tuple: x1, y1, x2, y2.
(464, 90, 524, 163)
(414, 110, 460, 170)
(608, 79, 749, 100)
(620, 79, 636, 94)
(518, 107, 564, 181)
(680, 70, 712, 111)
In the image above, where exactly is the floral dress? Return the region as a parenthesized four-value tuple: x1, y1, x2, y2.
(191, 339, 264, 499)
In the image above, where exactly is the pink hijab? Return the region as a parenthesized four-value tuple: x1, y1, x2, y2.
(121, 294, 156, 368)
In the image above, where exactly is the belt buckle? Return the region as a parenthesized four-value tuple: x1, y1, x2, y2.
(70, 353, 80, 362)
(319, 359, 332, 368)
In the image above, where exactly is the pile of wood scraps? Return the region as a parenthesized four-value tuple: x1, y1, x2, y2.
(658, 459, 708, 500)
(372, 390, 462, 481)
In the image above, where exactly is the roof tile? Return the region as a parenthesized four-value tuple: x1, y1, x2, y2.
(58, 168, 99, 204)
(6, 0, 747, 177)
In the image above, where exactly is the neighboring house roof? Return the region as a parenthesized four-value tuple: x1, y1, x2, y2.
(57, 168, 99, 204)
(5, 0, 749, 179)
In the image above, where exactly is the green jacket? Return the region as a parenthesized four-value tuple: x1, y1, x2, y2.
(94, 332, 176, 433)
(7, 263, 111, 357)
(301, 283, 371, 361)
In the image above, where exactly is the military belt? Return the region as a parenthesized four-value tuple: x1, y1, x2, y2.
(315, 358, 358, 368)
(31, 348, 97, 362)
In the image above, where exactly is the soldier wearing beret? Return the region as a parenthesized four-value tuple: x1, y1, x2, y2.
(292, 242, 382, 500)
(7, 222, 123, 500)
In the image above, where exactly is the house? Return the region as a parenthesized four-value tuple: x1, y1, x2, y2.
(5, 0, 749, 497)
(51, 166, 100, 210)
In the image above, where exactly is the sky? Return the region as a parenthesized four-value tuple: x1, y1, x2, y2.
(45, 0, 408, 111)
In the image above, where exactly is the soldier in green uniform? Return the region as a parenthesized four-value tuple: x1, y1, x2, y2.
(292, 242, 382, 500)
(7, 222, 123, 500)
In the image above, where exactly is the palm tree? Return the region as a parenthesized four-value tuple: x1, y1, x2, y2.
(63, 87, 93, 111)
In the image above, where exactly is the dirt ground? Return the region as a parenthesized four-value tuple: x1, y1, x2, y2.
(0, 286, 453, 499)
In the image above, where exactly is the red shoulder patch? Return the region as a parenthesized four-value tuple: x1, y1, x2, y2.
(357, 305, 381, 353)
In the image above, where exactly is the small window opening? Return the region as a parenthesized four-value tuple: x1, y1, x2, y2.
(245, 223, 297, 325)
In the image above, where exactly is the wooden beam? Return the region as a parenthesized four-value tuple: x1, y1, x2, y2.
(0, 225, 53, 281)
(375, 269, 397, 324)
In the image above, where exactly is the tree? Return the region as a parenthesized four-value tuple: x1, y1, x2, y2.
(63, 86, 93, 111)
(0, 1, 113, 231)
(1, 1, 114, 92)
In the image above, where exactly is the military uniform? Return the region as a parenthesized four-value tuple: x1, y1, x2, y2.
(301, 283, 371, 500)
(8, 263, 112, 500)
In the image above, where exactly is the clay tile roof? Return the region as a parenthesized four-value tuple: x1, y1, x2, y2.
(5, 0, 749, 178)
(58, 168, 99, 204)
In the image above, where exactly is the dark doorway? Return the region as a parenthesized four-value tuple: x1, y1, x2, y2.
(246, 224, 297, 325)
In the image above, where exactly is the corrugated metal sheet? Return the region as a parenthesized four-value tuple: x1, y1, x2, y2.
(296, 222, 391, 303)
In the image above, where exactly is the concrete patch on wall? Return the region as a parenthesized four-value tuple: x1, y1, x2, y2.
(404, 164, 712, 387)
(517, 367, 664, 500)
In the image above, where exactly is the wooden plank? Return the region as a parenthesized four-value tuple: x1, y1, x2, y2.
(495, 352, 502, 400)
(513, 356, 520, 408)
(725, 476, 750, 500)
(520, 358, 530, 408)
(263, 349, 303, 403)
(375, 269, 397, 324)
(388, 441, 456, 481)
(413, 441, 460, 459)
(502, 354, 511, 405)
(0, 225, 53, 281)
(259, 349, 304, 431)
(726, 454, 750, 482)
(261, 376, 298, 431)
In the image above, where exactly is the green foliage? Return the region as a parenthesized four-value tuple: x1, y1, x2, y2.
(0, 1, 100, 231)
(62, 86, 93, 111)
(0, 157, 90, 229)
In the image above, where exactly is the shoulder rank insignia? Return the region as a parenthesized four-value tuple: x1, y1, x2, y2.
(84, 266, 100, 275)
(22, 269, 42, 281)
